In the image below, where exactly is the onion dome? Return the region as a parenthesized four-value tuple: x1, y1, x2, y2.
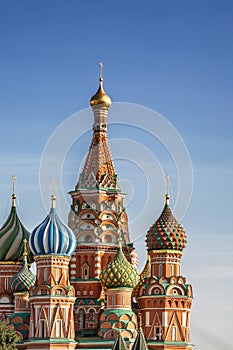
(90, 62, 111, 108)
(146, 192, 187, 251)
(11, 240, 35, 292)
(100, 241, 139, 289)
(29, 194, 76, 256)
(0, 192, 32, 262)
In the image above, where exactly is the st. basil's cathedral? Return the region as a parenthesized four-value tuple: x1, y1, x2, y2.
(0, 67, 193, 350)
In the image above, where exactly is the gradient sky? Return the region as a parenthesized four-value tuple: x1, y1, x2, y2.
(0, 1, 232, 349)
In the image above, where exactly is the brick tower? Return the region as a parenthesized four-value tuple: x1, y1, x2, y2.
(135, 177, 193, 350)
(68, 63, 135, 335)
(26, 193, 77, 350)
(99, 239, 139, 343)
(0, 178, 32, 320)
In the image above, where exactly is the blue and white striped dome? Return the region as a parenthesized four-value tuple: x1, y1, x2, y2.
(29, 196, 76, 256)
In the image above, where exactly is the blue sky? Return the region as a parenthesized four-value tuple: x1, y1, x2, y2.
(0, 1, 232, 349)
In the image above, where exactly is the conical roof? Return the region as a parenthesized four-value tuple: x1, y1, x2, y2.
(100, 243, 139, 289)
(11, 240, 35, 292)
(131, 327, 149, 350)
(0, 194, 32, 262)
(29, 195, 76, 256)
(112, 332, 128, 350)
(146, 195, 187, 251)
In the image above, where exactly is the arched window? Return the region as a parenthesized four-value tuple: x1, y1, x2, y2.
(84, 234, 93, 243)
(89, 309, 95, 325)
(81, 263, 89, 280)
(78, 309, 86, 329)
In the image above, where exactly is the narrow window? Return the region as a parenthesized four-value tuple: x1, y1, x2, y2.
(146, 311, 150, 326)
(78, 309, 85, 329)
(155, 327, 161, 340)
(170, 264, 174, 276)
(172, 325, 177, 341)
(30, 321, 34, 337)
(159, 264, 163, 277)
(162, 311, 168, 326)
(40, 319, 46, 337)
(122, 295, 125, 306)
(44, 268, 48, 283)
(182, 312, 187, 327)
(5, 278, 8, 291)
(56, 319, 62, 337)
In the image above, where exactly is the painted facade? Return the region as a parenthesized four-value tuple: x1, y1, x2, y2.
(0, 70, 193, 350)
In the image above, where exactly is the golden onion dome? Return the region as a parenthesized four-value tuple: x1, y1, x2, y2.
(90, 62, 111, 108)
(90, 77, 112, 108)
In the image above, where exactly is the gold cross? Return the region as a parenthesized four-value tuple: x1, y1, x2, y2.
(99, 61, 103, 80)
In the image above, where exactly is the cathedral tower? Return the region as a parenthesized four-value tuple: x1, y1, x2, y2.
(0, 178, 32, 319)
(135, 177, 193, 350)
(99, 238, 139, 342)
(26, 193, 77, 350)
(68, 63, 135, 335)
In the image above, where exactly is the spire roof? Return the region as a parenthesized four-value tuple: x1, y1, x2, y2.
(77, 63, 118, 191)
(29, 190, 76, 256)
(131, 327, 149, 350)
(0, 177, 32, 262)
(112, 332, 128, 350)
(146, 176, 187, 251)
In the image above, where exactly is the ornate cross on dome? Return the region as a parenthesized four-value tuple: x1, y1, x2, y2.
(51, 178, 56, 207)
(165, 175, 170, 205)
(99, 61, 103, 80)
(165, 175, 169, 195)
(23, 239, 28, 262)
(12, 175, 16, 194)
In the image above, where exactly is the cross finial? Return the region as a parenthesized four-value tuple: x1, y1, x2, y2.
(99, 61, 103, 81)
(165, 175, 169, 195)
(12, 175, 16, 194)
(11, 175, 17, 207)
(23, 239, 28, 262)
(51, 178, 56, 208)
(165, 175, 170, 205)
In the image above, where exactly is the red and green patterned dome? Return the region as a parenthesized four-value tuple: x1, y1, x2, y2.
(146, 195, 187, 251)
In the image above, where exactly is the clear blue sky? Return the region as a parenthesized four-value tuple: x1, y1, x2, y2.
(0, 1, 232, 349)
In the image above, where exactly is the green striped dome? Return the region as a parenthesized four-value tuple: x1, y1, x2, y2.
(11, 257, 35, 292)
(0, 195, 32, 262)
(100, 245, 139, 289)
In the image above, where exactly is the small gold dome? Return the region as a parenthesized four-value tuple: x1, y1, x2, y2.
(90, 77, 112, 108)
